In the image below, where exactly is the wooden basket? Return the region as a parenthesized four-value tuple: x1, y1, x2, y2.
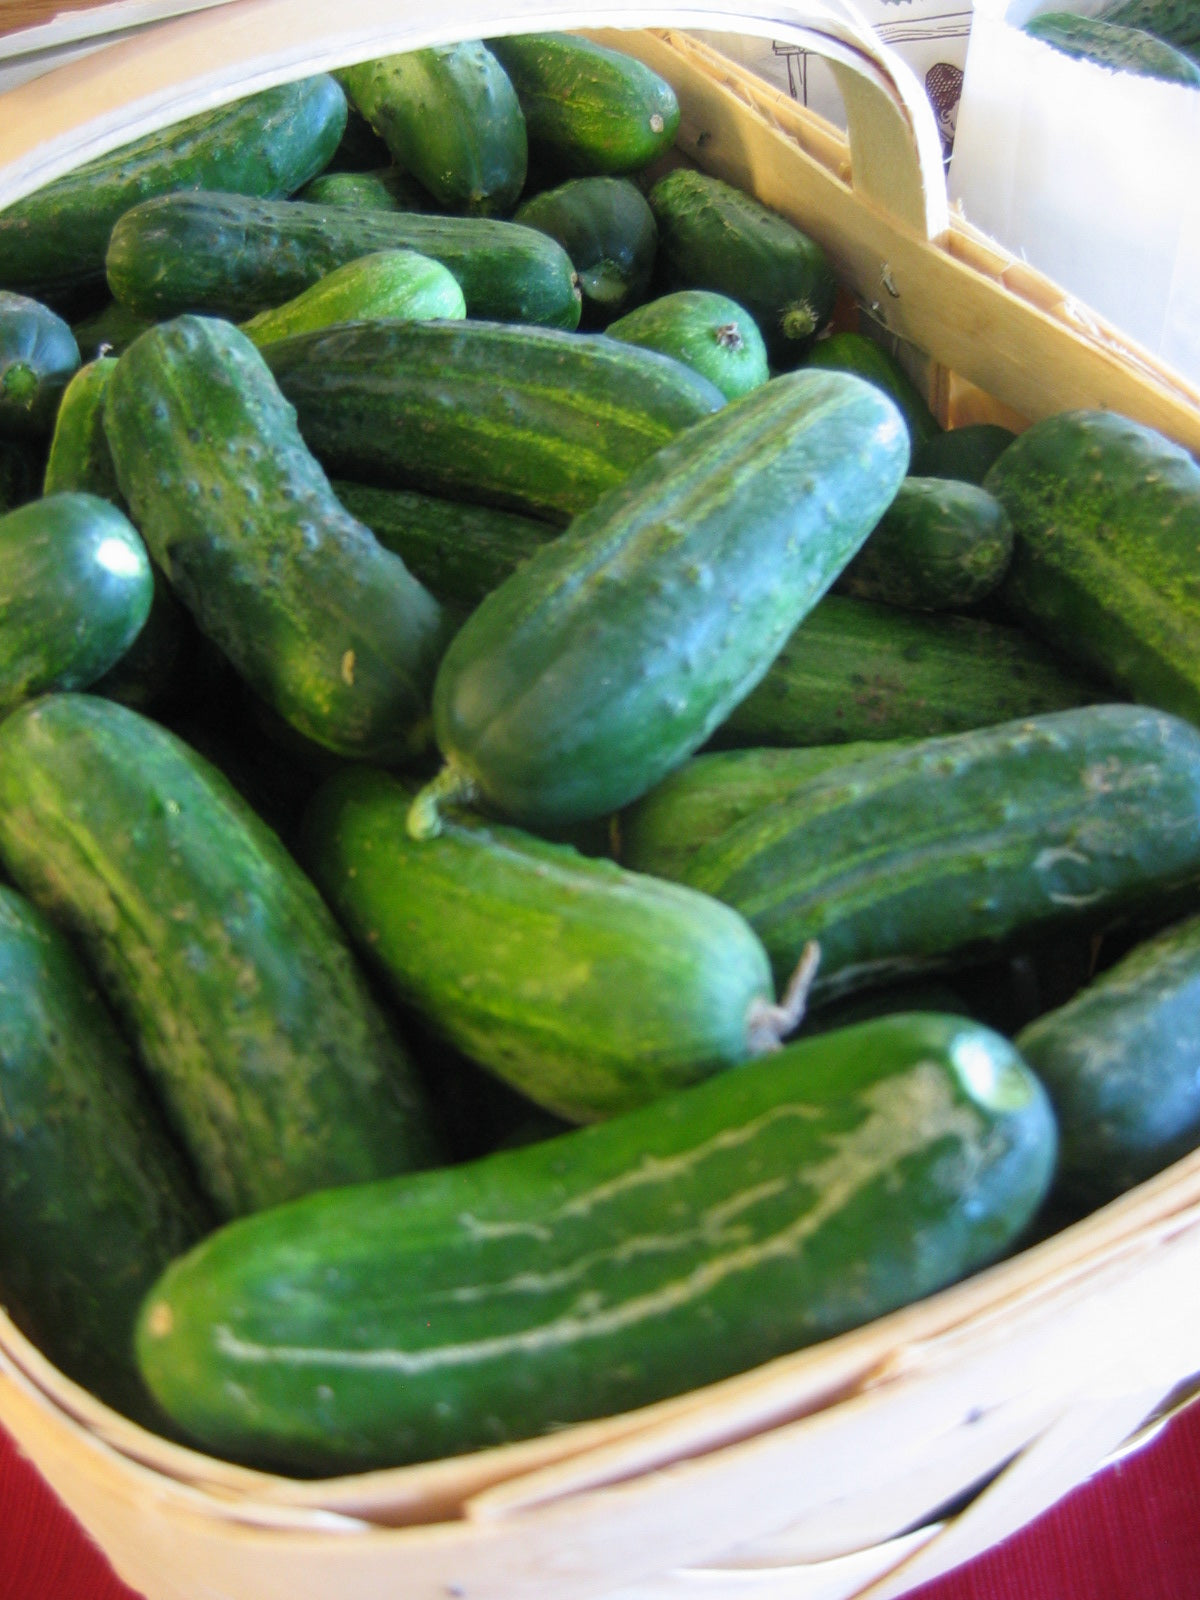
(4, 5, 1200, 1598)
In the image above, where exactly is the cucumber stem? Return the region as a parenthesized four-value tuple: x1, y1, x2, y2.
(745, 941, 821, 1053)
(406, 761, 478, 840)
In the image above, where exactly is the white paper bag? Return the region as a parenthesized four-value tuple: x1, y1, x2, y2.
(949, 0, 1200, 389)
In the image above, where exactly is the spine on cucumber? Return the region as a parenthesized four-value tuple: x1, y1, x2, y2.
(0, 694, 441, 1220)
(134, 1009, 1056, 1473)
(413, 369, 910, 835)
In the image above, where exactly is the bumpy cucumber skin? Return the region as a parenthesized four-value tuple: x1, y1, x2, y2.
(0, 695, 440, 1220)
(1096, 0, 1200, 52)
(428, 370, 910, 830)
(265, 317, 726, 523)
(681, 703, 1200, 999)
(303, 766, 777, 1122)
(239, 250, 466, 346)
(338, 43, 527, 216)
(103, 315, 450, 761)
(617, 740, 909, 881)
(1024, 11, 1200, 82)
(986, 408, 1200, 724)
(649, 169, 837, 368)
(713, 593, 1102, 748)
(0, 491, 153, 716)
(487, 32, 680, 175)
(0, 885, 210, 1423)
(836, 476, 1014, 613)
(806, 331, 941, 447)
(910, 422, 1016, 485)
(332, 480, 554, 607)
(0, 291, 80, 436)
(516, 176, 658, 327)
(135, 1009, 1055, 1473)
(105, 192, 582, 329)
(1017, 912, 1200, 1208)
(607, 289, 770, 401)
(0, 77, 348, 299)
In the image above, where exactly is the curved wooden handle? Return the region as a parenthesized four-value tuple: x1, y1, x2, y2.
(0, 0, 948, 236)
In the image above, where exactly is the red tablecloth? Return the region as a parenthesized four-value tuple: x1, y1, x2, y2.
(3, 1394, 1200, 1600)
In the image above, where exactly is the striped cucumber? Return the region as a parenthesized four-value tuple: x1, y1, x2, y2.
(678, 703, 1200, 1000)
(302, 766, 809, 1123)
(238, 250, 466, 346)
(606, 289, 770, 401)
(413, 369, 910, 834)
(0, 694, 441, 1220)
(135, 1009, 1056, 1472)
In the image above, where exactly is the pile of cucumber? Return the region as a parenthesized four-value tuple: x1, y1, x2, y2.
(2, 32, 1200, 1478)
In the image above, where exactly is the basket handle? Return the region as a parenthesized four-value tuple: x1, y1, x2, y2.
(0, 0, 948, 236)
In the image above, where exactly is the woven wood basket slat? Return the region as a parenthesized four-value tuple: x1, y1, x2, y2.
(4, 4, 1200, 1598)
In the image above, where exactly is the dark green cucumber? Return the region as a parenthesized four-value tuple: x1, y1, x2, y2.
(607, 289, 770, 401)
(105, 191, 582, 329)
(239, 250, 466, 346)
(295, 165, 430, 211)
(712, 593, 1103, 748)
(616, 740, 909, 881)
(0, 694, 440, 1220)
(0, 884, 210, 1422)
(679, 703, 1200, 1000)
(0, 76, 348, 300)
(910, 422, 1017, 485)
(515, 176, 657, 327)
(43, 357, 122, 501)
(104, 315, 450, 761)
(0, 291, 79, 436)
(648, 168, 837, 367)
(303, 766, 805, 1123)
(806, 331, 941, 447)
(338, 43, 527, 216)
(1023, 11, 1200, 82)
(1096, 0, 1200, 54)
(835, 476, 1013, 612)
(332, 480, 555, 607)
(1016, 912, 1200, 1208)
(134, 1009, 1055, 1473)
(414, 369, 910, 834)
(0, 492, 153, 715)
(487, 32, 680, 175)
(986, 409, 1200, 725)
(264, 317, 726, 523)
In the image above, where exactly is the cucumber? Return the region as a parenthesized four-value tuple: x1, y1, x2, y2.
(1023, 11, 1200, 83)
(338, 43, 527, 216)
(711, 593, 1103, 748)
(105, 191, 582, 329)
(1016, 912, 1200, 1208)
(331, 480, 555, 607)
(134, 1009, 1055, 1473)
(616, 740, 910, 881)
(0, 694, 441, 1220)
(835, 476, 1013, 612)
(239, 250, 466, 346)
(515, 176, 657, 326)
(606, 289, 770, 401)
(648, 168, 837, 367)
(986, 408, 1200, 725)
(0, 76, 348, 301)
(487, 32, 680, 175)
(910, 422, 1017, 485)
(71, 299, 157, 362)
(678, 703, 1200, 1000)
(302, 766, 807, 1123)
(264, 318, 726, 523)
(43, 357, 122, 501)
(0, 492, 153, 716)
(806, 331, 941, 447)
(0, 291, 79, 436)
(413, 369, 910, 835)
(1096, 0, 1200, 54)
(0, 884, 210, 1422)
(295, 166, 430, 212)
(103, 314, 451, 761)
